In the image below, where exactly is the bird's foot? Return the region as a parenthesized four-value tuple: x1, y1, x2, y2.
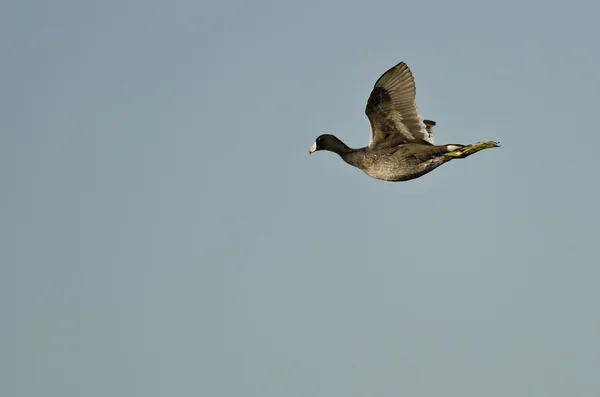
(443, 141, 500, 158)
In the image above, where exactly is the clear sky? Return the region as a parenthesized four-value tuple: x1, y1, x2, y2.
(3, 0, 600, 396)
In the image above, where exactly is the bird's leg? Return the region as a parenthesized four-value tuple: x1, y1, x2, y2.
(443, 141, 500, 158)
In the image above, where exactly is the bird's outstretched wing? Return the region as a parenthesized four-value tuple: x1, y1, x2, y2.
(365, 62, 435, 149)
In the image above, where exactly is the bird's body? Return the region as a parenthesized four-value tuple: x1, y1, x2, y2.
(320, 140, 465, 182)
(309, 61, 499, 182)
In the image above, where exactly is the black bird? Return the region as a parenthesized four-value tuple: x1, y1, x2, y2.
(309, 61, 499, 182)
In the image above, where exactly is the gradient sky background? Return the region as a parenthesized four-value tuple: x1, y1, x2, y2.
(3, 0, 600, 396)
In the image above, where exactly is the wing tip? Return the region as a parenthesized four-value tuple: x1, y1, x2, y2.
(373, 61, 413, 88)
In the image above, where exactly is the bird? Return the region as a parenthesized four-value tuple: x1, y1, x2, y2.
(308, 61, 499, 182)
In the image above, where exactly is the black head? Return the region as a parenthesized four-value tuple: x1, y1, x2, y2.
(308, 134, 349, 155)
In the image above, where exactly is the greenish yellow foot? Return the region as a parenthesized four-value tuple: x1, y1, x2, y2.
(443, 141, 500, 158)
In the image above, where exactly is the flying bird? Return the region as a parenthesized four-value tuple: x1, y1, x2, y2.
(308, 61, 499, 182)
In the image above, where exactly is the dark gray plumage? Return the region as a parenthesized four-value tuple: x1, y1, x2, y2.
(308, 61, 499, 182)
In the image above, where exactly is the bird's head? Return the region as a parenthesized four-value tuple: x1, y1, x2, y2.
(308, 134, 346, 154)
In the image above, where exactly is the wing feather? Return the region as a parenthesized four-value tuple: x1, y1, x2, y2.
(365, 62, 435, 148)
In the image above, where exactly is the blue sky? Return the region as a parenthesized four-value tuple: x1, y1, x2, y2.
(2, 0, 600, 396)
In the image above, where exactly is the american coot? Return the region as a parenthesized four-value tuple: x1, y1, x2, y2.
(309, 61, 499, 182)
